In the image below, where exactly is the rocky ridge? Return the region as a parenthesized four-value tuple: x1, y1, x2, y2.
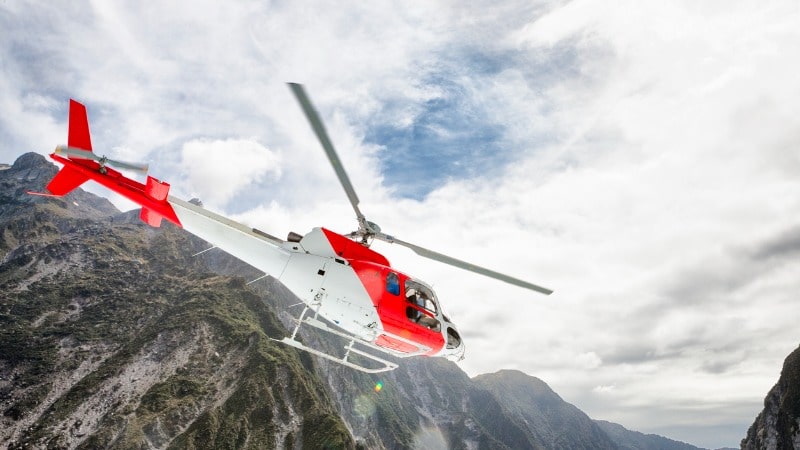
(1, 153, 353, 449)
(742, 345, 800, 449)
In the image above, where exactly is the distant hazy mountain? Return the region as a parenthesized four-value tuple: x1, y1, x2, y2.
(741, 344, 800, 449)
(594, 420, 705, 450)
(1, 153, 707, 449)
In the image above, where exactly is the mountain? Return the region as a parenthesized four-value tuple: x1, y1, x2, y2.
(472, 370, 616, 449)
(594, 420, 705, 450)
(741, 344, 800, 449)
(1, 153, 705, 449)
(1, 153, 354, 449)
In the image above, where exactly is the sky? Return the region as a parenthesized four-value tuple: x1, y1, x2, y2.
(2, 1, 799, 447)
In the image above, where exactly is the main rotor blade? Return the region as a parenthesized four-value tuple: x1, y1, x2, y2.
(288, 83, 366, 225)
(378, 234, 553, 295)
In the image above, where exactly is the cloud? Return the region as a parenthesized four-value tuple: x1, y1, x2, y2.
(180, 138, 280, 208)
(751, 226, 800, 261)
(3, 1, 800, 448)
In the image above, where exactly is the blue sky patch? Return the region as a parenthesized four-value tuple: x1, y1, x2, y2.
(365, 76, 509, 200)
(363, 42, 583, 200)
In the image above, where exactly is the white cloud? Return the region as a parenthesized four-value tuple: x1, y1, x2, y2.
(180, 138, 280, 208)
(2, 1, 800, 448)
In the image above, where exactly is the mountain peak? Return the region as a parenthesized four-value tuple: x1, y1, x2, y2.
(10, 152, 51, 171)
(474, 369, 557, 398)
(0, 152, 119, 220)
(473, 369, 618, 449)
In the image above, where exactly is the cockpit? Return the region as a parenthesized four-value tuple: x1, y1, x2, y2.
(405, 280, 441, 332)
(400, 277, 465, 361)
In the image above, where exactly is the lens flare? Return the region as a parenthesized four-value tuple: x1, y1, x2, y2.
(354, 394, 376, 419)
(374, 381, 383, 392)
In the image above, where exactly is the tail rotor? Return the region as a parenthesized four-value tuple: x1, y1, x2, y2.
(55, 145, 149, 174)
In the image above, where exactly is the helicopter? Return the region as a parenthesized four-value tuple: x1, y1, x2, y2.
(38, 84, 552, 373)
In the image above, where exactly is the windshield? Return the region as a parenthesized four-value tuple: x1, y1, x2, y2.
(404, 280, 438, 314)
(404, 279, 441, 332)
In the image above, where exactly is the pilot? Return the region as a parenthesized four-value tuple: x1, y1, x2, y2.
(406, 288, 423, 322)
(406, 289, 439, 331)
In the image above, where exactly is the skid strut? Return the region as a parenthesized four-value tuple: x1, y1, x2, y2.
(273, 306, 433, 373)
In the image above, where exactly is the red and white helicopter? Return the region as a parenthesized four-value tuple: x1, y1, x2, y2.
(39, 84, 552, 373)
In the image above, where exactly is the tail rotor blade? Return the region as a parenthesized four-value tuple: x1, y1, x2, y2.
(105, 158, 149, 174)
(55, 145, 94, 160)
(54, 145, 149, 174)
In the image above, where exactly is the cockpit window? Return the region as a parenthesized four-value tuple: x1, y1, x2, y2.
(404, 280, 440, 332)
(386, 272, 400, 295)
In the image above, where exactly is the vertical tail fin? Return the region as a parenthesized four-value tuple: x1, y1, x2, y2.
(68, 99, 93, 151)
(45, 99, 93, 196)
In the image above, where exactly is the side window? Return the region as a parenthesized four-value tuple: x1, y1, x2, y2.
(386, 272, 400, 295)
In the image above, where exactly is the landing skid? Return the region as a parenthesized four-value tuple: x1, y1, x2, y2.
(273, 306, 431, 373)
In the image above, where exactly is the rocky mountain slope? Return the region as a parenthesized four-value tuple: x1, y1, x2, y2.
(1, 153, 706, 449)
(594, 420, 708, 450)
(742, 344, 800, 449)
(1, 154, 353, 449)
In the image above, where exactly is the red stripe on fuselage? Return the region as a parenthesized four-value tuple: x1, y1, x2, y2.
(50, 153, 181, 227)
(319, 228, 445, 355)
(375, 277, 446, 356)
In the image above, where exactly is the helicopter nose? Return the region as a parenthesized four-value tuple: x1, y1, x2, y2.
(443, 326, 465, 361)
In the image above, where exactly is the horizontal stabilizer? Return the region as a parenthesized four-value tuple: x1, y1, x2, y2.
(46, 165, 90, 196)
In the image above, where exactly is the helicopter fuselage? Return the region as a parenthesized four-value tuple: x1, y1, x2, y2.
(171, 197, 465, 360)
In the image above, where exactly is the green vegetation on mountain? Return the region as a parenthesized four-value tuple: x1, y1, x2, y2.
(1, 153, 353, 449)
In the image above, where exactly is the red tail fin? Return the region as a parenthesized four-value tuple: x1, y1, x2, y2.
(44, 99, 93, 196)
(68, 99, 93, 151)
